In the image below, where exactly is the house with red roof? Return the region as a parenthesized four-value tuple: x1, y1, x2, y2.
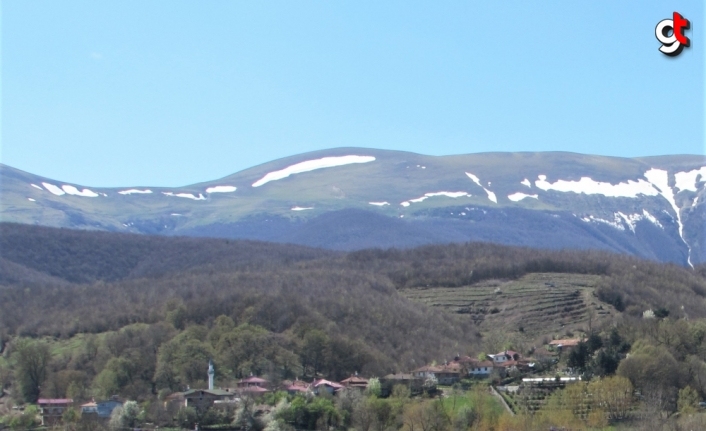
(237, 376, 269, 389)
(312, 379, 344, 395)
(467, 359, 494, 376)
(167, 389, 235, 411)
(283, 379, 310, 395)
(236, 376, 270, 396)
(340, 374, 368, 390)
(412, 363, 461, 385)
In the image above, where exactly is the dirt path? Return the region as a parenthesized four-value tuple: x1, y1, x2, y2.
(490, 386, 514, 416)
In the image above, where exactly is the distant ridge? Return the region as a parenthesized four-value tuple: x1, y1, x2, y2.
(2, 149, 705, 265)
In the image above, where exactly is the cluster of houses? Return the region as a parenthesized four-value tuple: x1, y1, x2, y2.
(36, 396, 123, 426)
(33, 341, 583, 424)
(164, 373, 373, 410)
(410, 350, 538, 385)
(163, 347, 560, 412)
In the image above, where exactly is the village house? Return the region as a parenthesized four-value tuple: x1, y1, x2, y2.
(237, 376, 269, 389)
(413, 362, 461, 385)
(37, 399, 73, 426)
(312, 379, 344, 395)
(166, 360, 236, 410)
(549, 338, 584, 352)
(283, 379, 310, 395)
(448, 356, 492, 378)
(489, 350, 520, 363)
(237, 376, 270, 395)
(466, 359, 494, 376)
(412, 365, 442, 381)
(178, 389, 234, 411)
(340, 374, 369, 390)
(79, 397, 123, 419)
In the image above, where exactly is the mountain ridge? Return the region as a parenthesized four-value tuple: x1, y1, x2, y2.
(2, 149, 705, 265)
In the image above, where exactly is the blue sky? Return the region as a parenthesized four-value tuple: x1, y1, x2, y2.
(2, 1, 704, 187)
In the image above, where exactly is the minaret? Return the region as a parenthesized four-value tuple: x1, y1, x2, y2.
(208, 359, 215, 390)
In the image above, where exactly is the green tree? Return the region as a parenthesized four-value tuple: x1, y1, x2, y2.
(678, 386, 700, 414)
(109, 400, 140, 430)
(567, 342, 590, 373)
(301, 330, 329, 377)
(8, 405, 40, 430)
(366, 377, 382, 397)
(12, 338, 51, 403)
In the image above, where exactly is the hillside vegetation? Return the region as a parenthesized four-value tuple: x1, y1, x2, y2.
(2, 223, 706, 428)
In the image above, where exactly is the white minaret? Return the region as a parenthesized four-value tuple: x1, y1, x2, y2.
(208, 359, 215, 390)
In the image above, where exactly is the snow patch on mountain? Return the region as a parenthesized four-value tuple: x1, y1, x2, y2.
(162, 192, 206, 201)
(206, 186, 237, 193)
(674, 167, 706, 193)
(30, 184, 43, 190)
(521, 179, 531, 188)
(27, 198, 36, 202)
(641, 210, 663, 228)
(644, 168, 691, 266)
(581, 210, 664, 233)
(119, 189, 152, 195)
(465, 173, 497, 203)
(535, 175, 658, 198)
(291, 206, 313, 211)
(508, 192, 538, 202)
(400, 191, 472, 207)
(42, 182, 65, 196)
(581, 214, 625, 230)
(252, 155, 375, 187)
(369, 201, 390, 206)
(62, 185, 99, 197)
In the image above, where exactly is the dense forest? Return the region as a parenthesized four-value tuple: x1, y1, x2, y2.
(3, 223, 706, 429)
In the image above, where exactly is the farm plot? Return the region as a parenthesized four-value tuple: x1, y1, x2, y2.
(401, 273, 608, 338)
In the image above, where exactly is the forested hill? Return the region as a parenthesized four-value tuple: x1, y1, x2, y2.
(0, 223, 331, 284)
(2, 223, 706, 389)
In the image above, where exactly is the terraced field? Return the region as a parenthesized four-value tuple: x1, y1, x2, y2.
(401, 273, 612, 339)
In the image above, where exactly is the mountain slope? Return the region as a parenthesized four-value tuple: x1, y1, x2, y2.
(2, 149, 705, 265)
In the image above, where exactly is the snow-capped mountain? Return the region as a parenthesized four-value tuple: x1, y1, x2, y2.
(2, 149, 705, 266)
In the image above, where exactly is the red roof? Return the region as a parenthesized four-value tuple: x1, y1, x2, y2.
(549, 339, 583, 347)
(340, 376, 368, 385)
